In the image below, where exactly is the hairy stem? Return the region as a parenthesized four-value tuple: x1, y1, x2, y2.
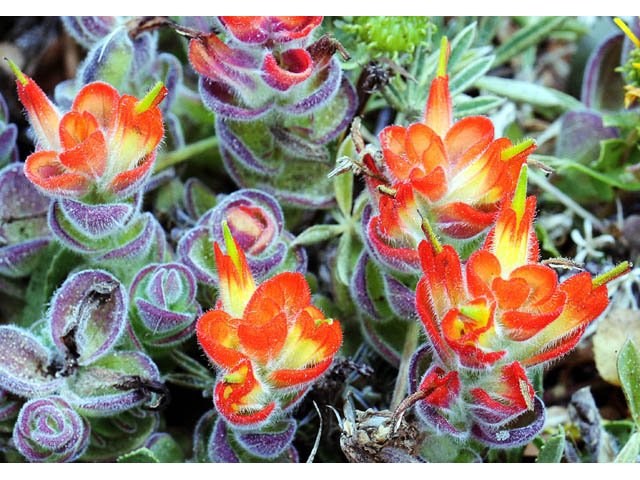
(390, 321, 420, 410)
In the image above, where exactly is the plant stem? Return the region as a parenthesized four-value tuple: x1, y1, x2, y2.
(390, 321, 420, 411)
(154, 136, 219, 173)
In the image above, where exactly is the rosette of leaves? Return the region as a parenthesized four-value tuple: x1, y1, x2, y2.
(178, 188, 307, 290)
(0, 270, 164, 421)
(192, 410, 298, 463)
(0, 93, 18, 168)
(188, 16, 357, 208)
(58, 16, 188, 150)
(0, 163, 52, 281)
(12, 395, 90, 463)
(128, 263, 201, 353)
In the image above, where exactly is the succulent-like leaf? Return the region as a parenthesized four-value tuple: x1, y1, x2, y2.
(13, 395, 90, 463)
(0, 326, 61, 397)
(48, 269, 127, 366)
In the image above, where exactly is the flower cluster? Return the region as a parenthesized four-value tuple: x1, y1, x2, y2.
(410, 164, 629, 447)
(362, 39, 535, 274)
(196, 223, 341, 426)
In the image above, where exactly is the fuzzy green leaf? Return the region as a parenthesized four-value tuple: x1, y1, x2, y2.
(475, 76, 582, 111)
(335, 232, 352, 286)
(448, 22, 477, 70)
(454, 95, 506, 117)
(334, 135, 356, 218)
(450, 55, 495, 95)
(618, 339, 640, 428)
(292, 224, 345, 246)
(536, 432, 565, 463)
(614, 432, 640, 463)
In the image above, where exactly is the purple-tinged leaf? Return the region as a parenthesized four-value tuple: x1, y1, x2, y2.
(471, 395, 546, 448)
(278, 58, 342, 116)
(13, 395, 90, 463)
(177, 226, 218, 286)
(556, 110, 618, 164)
(581, 33, 626, 111)
(58, 197, 140, 239)
(200, 78, 274, 121)
(384, 274, 417, 320)
(0, 388, 21, 425)
(64, 351, 161, 417)
(96, 213, 157, 261)
(61, 16, 118, 48)
(350, 251, 383, 321)
(49, 270, 127, 366)
(208, 417, 240, 463)
(217, 117, 278, 175)
(235, 418, 296, 459)
(408, 344, 434, 395)
(0, 326, 61, 397)
(0, 238, 51, 278)
(0, 124, 17, 161)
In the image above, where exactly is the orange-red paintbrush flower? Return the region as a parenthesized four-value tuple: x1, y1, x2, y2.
(196, 223, 342, 426)
(9, 60, 166, 202)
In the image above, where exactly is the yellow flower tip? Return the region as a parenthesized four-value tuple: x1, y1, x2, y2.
(135, 81, 167, 114)
(459, 302, 488, 322)
(436, 36, 450, 78)
(221, 220, 242, 271)
(501, 138, 535, 161)
(632, 62, 640, 70)
(5, 58, 28, 86)
(592, 261, 632, 288)
(511, 164, 528, 225)
(614, 17, 640, 48)
(316, 317, 335, 327)
(223, 365, 248, 384)
(419, 212, 443, 254)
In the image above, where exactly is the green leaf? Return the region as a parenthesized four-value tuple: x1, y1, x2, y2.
(474, 76, 582, 111)
(492, 17, 568, 67)
(536, 431, 565, 463)
(618, 339, 640, 428)
(450, 55, 495, 95)
(335, 232, 352, 286)
(117, 447, 159, 463)
(454, 95, 506, 117)
(291, 224, 346, 246)
(448, 22, 477, 70)
(146, 434, 184, 463)
(614, 432, 640, 463)
(334, 135, 355, 218)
